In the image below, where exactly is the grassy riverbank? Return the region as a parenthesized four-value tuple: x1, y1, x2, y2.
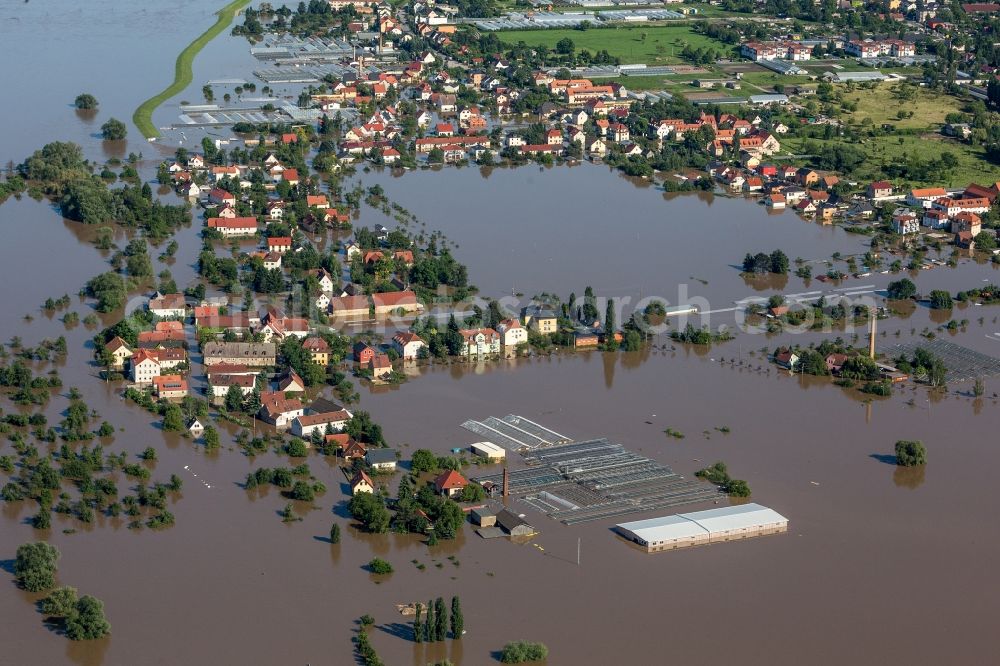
(133, 0, 251, 139)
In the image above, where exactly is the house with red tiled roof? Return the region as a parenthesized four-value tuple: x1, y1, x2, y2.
(434, 469, 468, 498)
(372, 290, 422, 315)
(351, 469, 375, 495)
(257, 393, 304, 428)
(392, 331, 426, 359)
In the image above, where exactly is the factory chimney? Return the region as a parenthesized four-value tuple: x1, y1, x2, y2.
(869, 310, 877, 359)
(502, 465, 509, 499)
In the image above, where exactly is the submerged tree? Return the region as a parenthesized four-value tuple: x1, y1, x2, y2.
(74, 93, 98, 110)
(895, 440, 927, 467)
(100, 118, 127, 141)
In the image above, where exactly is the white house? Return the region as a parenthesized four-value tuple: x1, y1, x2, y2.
(392, 331, 427, 359)
(496, 319, 527, 348)
(291, 410, 353, 438)
(130, 350, 161, 385)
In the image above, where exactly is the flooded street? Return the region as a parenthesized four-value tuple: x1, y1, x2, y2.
(1, 3, 1000, 664)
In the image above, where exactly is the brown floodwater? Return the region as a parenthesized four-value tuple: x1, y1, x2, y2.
(2, 3, 1000, 665)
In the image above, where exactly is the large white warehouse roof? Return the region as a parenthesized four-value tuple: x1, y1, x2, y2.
(616, 503, 787, 543)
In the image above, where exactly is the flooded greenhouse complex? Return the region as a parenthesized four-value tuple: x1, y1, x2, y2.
(469, 416, 722, 525)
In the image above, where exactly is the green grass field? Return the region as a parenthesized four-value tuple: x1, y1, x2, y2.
(836, 83, 961, 131)
(782, 134, 1000, 188)
(498, 25, 732, 65)
(133, 0, 251, 138)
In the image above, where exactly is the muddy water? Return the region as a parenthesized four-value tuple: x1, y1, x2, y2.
(1, 4, 999, 665)
(1, 348, 998, 665)
(355, 164, 1000, 317)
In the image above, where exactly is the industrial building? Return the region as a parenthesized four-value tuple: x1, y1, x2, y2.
(470, 441, 506, 462)
(615, 503, 788, 553)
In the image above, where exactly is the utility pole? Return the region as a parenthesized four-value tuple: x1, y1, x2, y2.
(577, 537, 581, 566)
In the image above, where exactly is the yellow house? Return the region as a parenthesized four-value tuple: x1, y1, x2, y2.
(522, 306, 558, 335)
(302, 336, 330, 366)
(106, 336, 133, 370)
(351, 470, 374, 495)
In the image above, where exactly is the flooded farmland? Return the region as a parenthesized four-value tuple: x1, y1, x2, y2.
(1, 2, 1000, 665)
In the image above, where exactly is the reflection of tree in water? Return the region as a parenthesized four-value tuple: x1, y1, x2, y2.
(740, 272, 789, 293)
(602, 350, 615, 389)
(893, 464, 926, 490)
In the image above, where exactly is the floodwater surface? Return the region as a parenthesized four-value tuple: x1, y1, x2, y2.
(0, 4, 999, 666)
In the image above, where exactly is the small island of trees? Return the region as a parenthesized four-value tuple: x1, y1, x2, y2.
(74, 93, 98, 110)
(895, 440, 927, 467)
(100, 118, 127, 141)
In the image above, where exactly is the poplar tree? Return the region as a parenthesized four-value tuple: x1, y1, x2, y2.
(424, 599, 434, 642)
(413, 603, 423, 643)
(450, 596, 463, 638)
(434, 597, 447, 641)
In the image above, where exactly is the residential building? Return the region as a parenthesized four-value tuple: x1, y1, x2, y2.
(303, 336, 330, 365)
(369, 353, 393, 379)
(149, 293, 186, 318)
(496, 318, 528, 348)
(291, 410, 353, 438)
(202, 342, 276, 367)
(522, 305, 558, 334)
(392, 331, 426, 359)
(105, 336, 132, 370)
(459, 328, 501, 356)
(365, 448, 398, 471)
(351, 469, 375, 495)
(257, 394, 305, 428)
(152, 375, 188, 400)
(434, 469, 468, 498)
(130, 349, 161, 385)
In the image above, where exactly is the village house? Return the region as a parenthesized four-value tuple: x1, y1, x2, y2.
(331, 294, 371, 319)
(522, 306, 558, 334)
(302, 336, 330, 365)
(496, 318, 528, 349)
(354, 342, 377, 365)
(774, 350, 800, 370)
(365, 448, 398, 472)
(867, 181, 894, 199)
(392, 331, 426, 359)
(906, 187, 949, 208)
(266, 236, 292, 254)
(148, 293, 186, 318)
(952, 211, 983, 236)
(369, 353, 393, 379)
(208, 188, 236, 207)
(202, 342, 276, 367)
(153, 375, 188, 400)
(105, 336, 133, 370)
(291, 409, 353, 438)
(341, 438, 368, 461)
(207, 373, 255, 401)
(922, 208, 950, 229)
(892, 209, 920, 235)
(351, 469, 375, 495)
(257, 393, 305, 429)
(130, 349, 161, 385)
(434, 469, 468, 498)
(459, 328, 501, 356)
(372, 290, 422, 315)
(208, 217, 258, 237)
(270, 369, 301, 395)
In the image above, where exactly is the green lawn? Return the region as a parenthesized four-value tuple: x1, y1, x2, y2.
(498, 25, 732, 65)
